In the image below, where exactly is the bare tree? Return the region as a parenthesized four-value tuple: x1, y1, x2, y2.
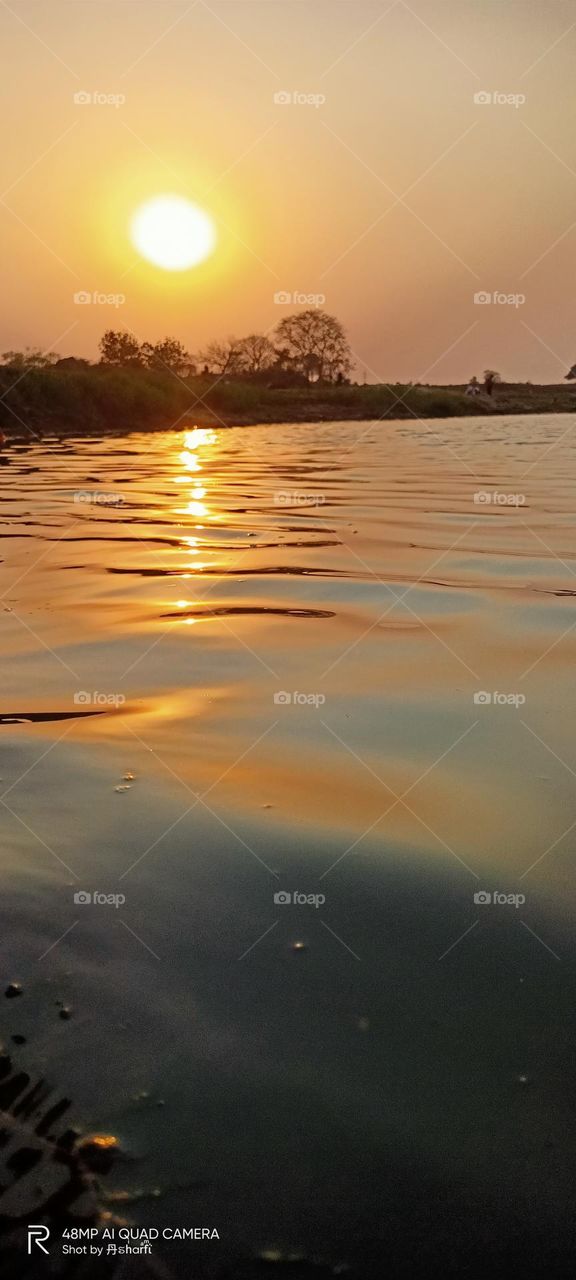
(237, 334, 276, 375)
(197, 338, 245, 376)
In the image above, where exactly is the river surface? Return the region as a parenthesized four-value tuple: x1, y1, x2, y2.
(1, 416, 576, 1276)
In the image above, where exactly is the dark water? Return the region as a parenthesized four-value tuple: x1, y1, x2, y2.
(1, 418, 576, 1276)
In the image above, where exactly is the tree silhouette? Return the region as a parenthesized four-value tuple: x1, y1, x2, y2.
(99, 330, 143, 367)
(141, 338, 193, 375)
(237, 334, 276, 374)
(197, 338, 245, 375)
(483, 369, 501, 397)
(2, 348, 59, 369)
(274, 311, 352, 383)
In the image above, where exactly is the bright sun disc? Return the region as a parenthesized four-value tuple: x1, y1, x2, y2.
(130, 195, 216, 271)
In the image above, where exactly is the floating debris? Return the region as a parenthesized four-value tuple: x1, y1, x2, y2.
(114, 784, 131, 793)
(256, 1249, 346, 1273)
(517, 1074, 530, 1085)
(132, 1089, 165, 1109)
(291, 941, 307, 952)
(5, 982, 22, 999)
(59, 1007, 73, 1021)
(357, 1017, 370, 1032)
(103, 1185, 162, 1205)
(11, 1034, 26, 1045)
(122, 772, 135, 781)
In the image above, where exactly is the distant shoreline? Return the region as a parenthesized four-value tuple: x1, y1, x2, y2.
(1, 365, 574, 435)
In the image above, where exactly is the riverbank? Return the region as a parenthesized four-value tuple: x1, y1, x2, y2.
(1, 364, 575, 434)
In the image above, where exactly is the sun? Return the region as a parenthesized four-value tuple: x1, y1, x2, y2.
(130, 195, 217, 271)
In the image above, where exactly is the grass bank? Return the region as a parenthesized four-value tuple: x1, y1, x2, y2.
(0, 365, 575, 435)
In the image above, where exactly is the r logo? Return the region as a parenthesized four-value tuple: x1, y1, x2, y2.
(27, 1225, 50, 1254)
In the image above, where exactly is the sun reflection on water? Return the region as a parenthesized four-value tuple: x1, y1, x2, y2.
(169, 430, 223, 608)
(183, 429, 217, 450)
(174, 430, 219, 524)
(176, 500, 209, 518)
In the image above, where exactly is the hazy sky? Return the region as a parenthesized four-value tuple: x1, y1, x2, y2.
(1, 0, 574, 382)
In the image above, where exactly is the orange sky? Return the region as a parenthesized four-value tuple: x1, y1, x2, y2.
(1, 0, 574, 382)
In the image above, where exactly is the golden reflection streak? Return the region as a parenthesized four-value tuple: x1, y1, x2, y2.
(174, 431, 220, 522)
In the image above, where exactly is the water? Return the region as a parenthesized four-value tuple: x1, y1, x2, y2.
(2, 416, 576, 1275)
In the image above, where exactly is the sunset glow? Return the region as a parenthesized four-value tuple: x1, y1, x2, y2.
(130, 196, 217, 271)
